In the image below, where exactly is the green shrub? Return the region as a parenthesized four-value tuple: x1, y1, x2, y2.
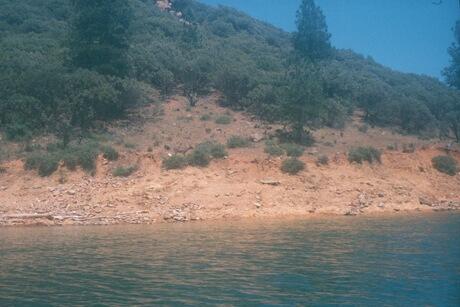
(124, 142, 136, 149)
(316, 155, 329, 165)
(162, 155, 187, 170)
(432, 155, 458, 176)
(200, 114, 212, 121)
(227, 136, 251, 148)
(387, 143, 398, 151)
(38, 155, 60, 177)
(24, 153, 44, 170)
(187, 148, 210, 167)
(281, 143, 305, 157)
(101, 145, 119, 161)
(76, 144, 99, 172)
(265, 144, 284, 156)
(196, 141, 227, 159)
(113, 165, 138, 177)
(348, 146, 382, 164)
(62, 152, 79, 171)
(402, 143, 416, 153)
(358, 125, 369, 133)
(215, 115, 232, 125)
(281, 158, 305, 175)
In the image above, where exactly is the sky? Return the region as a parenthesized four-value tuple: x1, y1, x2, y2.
(200, 0, 460, 80)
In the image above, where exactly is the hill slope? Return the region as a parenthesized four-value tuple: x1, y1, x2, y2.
(0, 0, 459, 141)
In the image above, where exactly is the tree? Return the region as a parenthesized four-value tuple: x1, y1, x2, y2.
(69, 0, 132, 77)
(282, 61, 326, 144)
(443, 20, 460, 89)
(293, 0, 332, 61)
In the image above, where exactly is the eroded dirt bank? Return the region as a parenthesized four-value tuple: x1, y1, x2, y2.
(1, 96, 459, 226)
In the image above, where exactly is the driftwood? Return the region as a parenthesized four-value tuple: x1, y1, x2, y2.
(0, 213, 82, 220)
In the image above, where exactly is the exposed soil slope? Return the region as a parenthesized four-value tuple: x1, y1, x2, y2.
(1, 95, 459, 226)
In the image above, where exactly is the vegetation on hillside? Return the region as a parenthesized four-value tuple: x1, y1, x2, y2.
(0, 0, 459, 147)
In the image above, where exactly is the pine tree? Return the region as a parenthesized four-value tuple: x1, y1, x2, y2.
(293, 0, 332, 61)
(443, 21, 460, 89)
(69, 0, 132, 77)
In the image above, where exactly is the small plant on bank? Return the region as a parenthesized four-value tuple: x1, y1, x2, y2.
(75, 144, 99, 172)
(227, 136, 251, 148)
(281, 143, 304, 157)
(200, 114, 212, 121)
(215, 115, 232, 125)
(358, 125, 369, 133)
(101, 145, 119, 161)
(113, 165, 138, 177)
(38, 154, 60, 177)
(348, 146, 382, 164)
(0, 166, 7, 174)
(387, 143, 398, 151)
(196, 141, 227, 159)
(187, 148, 211, 167)
(402, 143, 416, 153)
(162, 154, 187, 170)
(316, 155, 329, 166)
(264, 140, 284, 157)
(124, 142, 136, 149)
(281, 158, 305, 175)
(432, 155, 458, 176)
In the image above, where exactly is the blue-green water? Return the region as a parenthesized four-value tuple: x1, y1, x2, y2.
(1, 213, 459, 306)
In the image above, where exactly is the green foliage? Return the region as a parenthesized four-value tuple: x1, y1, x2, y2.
(69, 0, 132, 77)
(293, 0, 332, 60)
(281, 143, 305, 157)
(215, 115, 232, 125)
(281, 158, 305, 175)
(25, 153, 59, 177)
(101, 145, 119, 161)
(162, 154, 187, 170)
(200, 114, 212, 121)
(443, 21, 460, 89)
(348, 146, 382, 164)
(113, 165, 138, 177)
(282, 61, 325, 143)
(316, 155, 329, 165)
(187, 148, 211, 167)
(264, 141, 285, 156)
(432, 155, 458, 176)
(195, 141, 227, 159)
(1, 0, 459, 144)
(227, 136, 251, 148)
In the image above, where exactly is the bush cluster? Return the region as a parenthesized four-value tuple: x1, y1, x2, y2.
(215, 115, 232, 125)
(281, 143, 305, 157)
(24, 142, 101, 176)
(281, 158, 305, 175)
(432, 155, 458, 176)
(227, 136, 251, 148)
(162, 141, 227, 170)
(348, 146, 382, 164)
(113, 165, 138, 177)
(316, 155, 329, 166)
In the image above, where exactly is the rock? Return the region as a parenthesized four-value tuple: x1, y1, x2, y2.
(260, 179, 281, 186)
(250, 133, 265, 143)
(378, 192, 385, 198)
(254, 202, 262, 208)
(67, 190, 76, 196)
(419, 196, 434, 207)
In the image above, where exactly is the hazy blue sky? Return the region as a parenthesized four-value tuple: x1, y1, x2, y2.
(200, 0, 460, 80)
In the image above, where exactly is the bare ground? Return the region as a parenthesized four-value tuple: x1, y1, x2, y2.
(1, 94, 459, 226)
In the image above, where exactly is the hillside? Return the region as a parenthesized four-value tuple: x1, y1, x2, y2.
(0, 0, 460, 226)
(0, 0, 459, 141)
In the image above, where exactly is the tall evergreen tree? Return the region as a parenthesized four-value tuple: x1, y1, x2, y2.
(443, 20, 460, 89)
(69, 0, 132, 77)
(293, 0, 332, 61)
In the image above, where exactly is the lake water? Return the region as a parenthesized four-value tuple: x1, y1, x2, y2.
(1, 213, 459, 306)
